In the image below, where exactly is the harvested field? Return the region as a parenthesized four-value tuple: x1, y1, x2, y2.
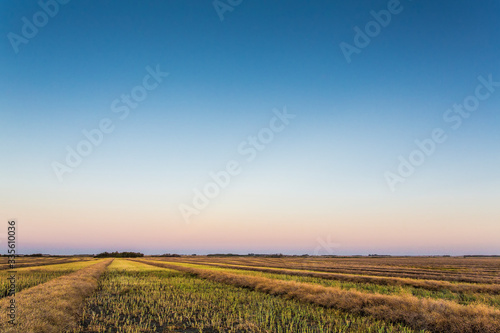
(136, 258, 500, 333)
(2, 256, 499, 332)
(71, 259, 419, 333)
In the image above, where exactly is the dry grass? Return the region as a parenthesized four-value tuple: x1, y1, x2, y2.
(0, 259, 112, 333)
(138, 259, 500, 333)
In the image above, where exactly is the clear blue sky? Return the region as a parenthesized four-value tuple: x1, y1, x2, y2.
(1, 1, 499, 255)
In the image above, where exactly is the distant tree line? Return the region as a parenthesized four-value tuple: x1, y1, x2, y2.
(95, 251, 144, 258)
(208, 253, 286, 257)
(464, 255, 500, 258)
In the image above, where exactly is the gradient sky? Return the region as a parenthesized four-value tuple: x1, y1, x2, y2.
(1, 1, 499, 255)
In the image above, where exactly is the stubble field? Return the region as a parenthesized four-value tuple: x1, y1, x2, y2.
(0, 256, 499, 333)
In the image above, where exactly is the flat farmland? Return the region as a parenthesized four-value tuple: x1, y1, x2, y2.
(1, 256, 499, 332)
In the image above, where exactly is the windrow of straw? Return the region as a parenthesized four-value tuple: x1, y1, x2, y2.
(162, 256, 500, 284)
(0, 257, 93, 271)
(0, 258, 112, 333)
(169, 260, 500, 295)
(137, 259, 500, 333)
